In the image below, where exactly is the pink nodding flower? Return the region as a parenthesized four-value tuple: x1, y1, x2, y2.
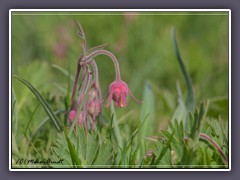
(68, 110, 76, 123)
(68, 110, 84, 126)
(107, 80, 128, 107)
(88, 99, 101, 119)
(106, 79, 142, 108)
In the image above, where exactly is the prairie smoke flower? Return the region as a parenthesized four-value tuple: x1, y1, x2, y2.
(106, 79, 143, 108)
(88, 83, 99, 101)
(68, 110, 84, 126)
(68, 110, 76, 123)
(87, 82, 102, 124)
(68, 22, 142, 132)
(88, 99, 101, 119)
(106, 80, 129, 107)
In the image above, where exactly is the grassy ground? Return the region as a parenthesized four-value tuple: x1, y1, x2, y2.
(11, 11, 229, 168)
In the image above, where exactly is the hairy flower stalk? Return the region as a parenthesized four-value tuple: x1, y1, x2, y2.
(81, 49, 121, 81)
(68, 22, 142, 132)
(81, 49, 143, 107)
(70, 55, 83, 110)
(199, 133, 228, 165)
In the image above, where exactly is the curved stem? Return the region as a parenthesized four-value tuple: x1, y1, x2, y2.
(70, 44, 85, 110)
(199, 133, 228, 165)
(83, 70, 92, 95)
(77, 66, 87, 92)
(90, 60, 103, 101)
(77, 71, 92, 108)
(90, 60, 99, 82)
(70, 56, 82, 110)
(82, 49, 121, 81)
(128, 87, 143, 104)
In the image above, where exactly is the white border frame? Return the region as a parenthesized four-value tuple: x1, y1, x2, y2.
(9, 9, 231, 171)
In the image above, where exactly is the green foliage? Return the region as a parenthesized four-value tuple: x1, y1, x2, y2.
(139, 81, 155, 137)
(158, 105, 228, 168)
(13, 75, 62, 131)
(153, 131, 174, 167)
(172, 28, 194, 113)
(110, 103, 123, 149)
(52, 127, 114, 168)
(138, 81, 155, 160)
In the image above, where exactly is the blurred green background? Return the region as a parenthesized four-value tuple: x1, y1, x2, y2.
(11, 11, 229, 161)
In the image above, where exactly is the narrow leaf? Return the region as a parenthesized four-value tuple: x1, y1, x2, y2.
(139, 81, 155, 138)
(110, 102, 123, 148)
(51, 64, 74, 81)
(155, 131, 175, 165)
(63, 126, 82, 168)
(12, 87, 18, 136)
(27, 109, 64, 147)
(86, 132, 99, 166)
(172, 28, 194, 112)
(13, 75, 62, 131)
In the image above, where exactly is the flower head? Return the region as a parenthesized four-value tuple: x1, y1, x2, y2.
(87, 82, 102, 121)
(68, 110, 84, 126)
(106, 80, 129, 107)
(68, 110, 76, 123)
(88, 99, 101, 118)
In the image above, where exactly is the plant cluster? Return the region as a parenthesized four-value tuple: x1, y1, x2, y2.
(68, 22, 142, 132)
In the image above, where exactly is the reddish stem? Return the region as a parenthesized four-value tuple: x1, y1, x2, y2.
(70, 57, 82, 110)
(77, 71, 92, 108)
(199, 133, 228, 165)
(82, 49, 121, 81)
(128, 87, 143, 104)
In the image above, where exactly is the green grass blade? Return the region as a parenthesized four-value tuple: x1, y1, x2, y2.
(155, 131, 174, 165)
(51, 64, 74, 81)
(27, 109, 64, 147)
(172, 28, 194, 112)
(137, 81, 155, 162)
(110, 102, 123, 149)
(63, 126, 82, 168)
(23, 102, 40, 138)
(12, 87, 18, 136)
(76, 126, 86, 163)
(170, 81, 187, 125)
(12, 133, 20, 156)
(13, 75, 62, 131)
(139, 81, 155, 137)
(54, 83, 67, 94)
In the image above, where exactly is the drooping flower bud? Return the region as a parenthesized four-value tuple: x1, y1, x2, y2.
(88, 87, 98, 101)
(68, 110, 76, 123)
(88, 99, 101, 119)
(68, 110, 84, 127)
(77, 111, 84, 126)
(87, 82, 102, 124)
(106, 80, 129, 107)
